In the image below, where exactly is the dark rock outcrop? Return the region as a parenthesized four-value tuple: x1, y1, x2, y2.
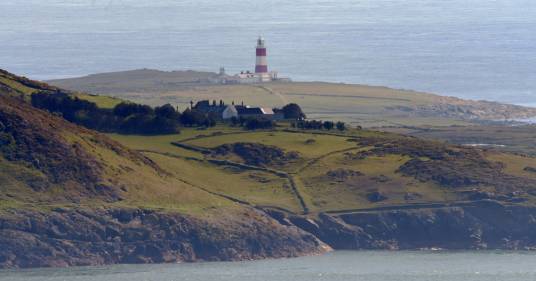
(326, 169, 363, 182)
(282, 201, 536, 251)
(212, 142, 300, 167)
(6, 201, 536, 269)
(0, 208, 327, 269)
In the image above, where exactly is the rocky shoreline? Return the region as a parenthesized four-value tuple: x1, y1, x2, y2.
(269, 200, 536, 251)
(2, 200, 536, 269)
(0, 208, 327, 268)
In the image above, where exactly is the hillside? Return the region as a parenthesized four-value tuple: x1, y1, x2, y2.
(0, 70, 326, 268)
(1, 69, 123, 109)
(48, 69, 536, 127)
(4, 69, 536, 268)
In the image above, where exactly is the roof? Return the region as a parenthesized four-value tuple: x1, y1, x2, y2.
(261, 108, 274, 114)
(194, 100, 226, 115)
(235, 106, 264, 115)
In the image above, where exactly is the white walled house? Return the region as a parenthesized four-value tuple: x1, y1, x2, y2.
(222, 105, 239, 119)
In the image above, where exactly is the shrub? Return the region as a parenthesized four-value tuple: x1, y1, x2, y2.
(31, 92, 181, 135)
(229, 116, 239, 126)
(336, 121, 346, 131)
(323, 121, 334, 130)
(244, 118, 275, 130)
(155, 104, 180, 119)
(113, 102, 153, 117)
(281, 103, 306, 120)
(180, 108, 213, 127)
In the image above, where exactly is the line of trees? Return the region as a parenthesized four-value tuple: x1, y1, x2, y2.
(229, 116, 275, 130)
(31, 91, 349, 134)
(31, 91, 217, 135)
(292, 120, 346, 131)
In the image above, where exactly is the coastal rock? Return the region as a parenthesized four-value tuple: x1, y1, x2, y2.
(303, 201, 536, 250)
(0, 208, 327, 269)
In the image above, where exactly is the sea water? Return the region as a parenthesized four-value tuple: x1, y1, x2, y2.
(1, 0, 535, 106)
(1, 251, 536, 281)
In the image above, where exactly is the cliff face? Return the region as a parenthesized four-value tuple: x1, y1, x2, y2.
(4, 201, 536, 268)
(275, 201, 536, 251)
(0, 208, 327, 268)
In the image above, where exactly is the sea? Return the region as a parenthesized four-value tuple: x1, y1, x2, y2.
(1, 0, 536, 106)
(1, 251, 536, 281)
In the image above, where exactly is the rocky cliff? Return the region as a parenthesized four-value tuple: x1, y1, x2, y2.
(271, 200, 536, 251)
(0, 208, 327, 268)
(4, 201, 536, 268)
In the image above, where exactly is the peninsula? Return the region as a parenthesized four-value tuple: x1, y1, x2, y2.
(3, 68, 536, 268)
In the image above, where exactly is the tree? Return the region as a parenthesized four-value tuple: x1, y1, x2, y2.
(244, 118, 275, 130)
(203, 116, 217, 127)
(281, 103, 306, 120)
(298, 120, 323, 130)
(323, 121, 334, 130)
(147, 115, 180, 134)
(336, 121, 346, 131)
(31, 91, 98, 122)
(180, 108, 208, 127)
(31, 92, 185, 135)
(113, 102, 153, 118)
(119, 114, 152, 134)
(155, 104, 179, 119)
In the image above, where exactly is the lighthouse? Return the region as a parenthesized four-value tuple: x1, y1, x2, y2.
(255, 37, 268, 74)
(227, 37, 285, 84)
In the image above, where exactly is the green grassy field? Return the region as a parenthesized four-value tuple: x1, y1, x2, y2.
(184, 131, 356, 159)
(73, 93, 123, 109)
(0, 76, 36, 95)
(0, 71, 125, 108)
(5, 68, 536, 217)
(106, 126, 536, 215)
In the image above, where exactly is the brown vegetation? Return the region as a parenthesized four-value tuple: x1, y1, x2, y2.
(0, 94, 162, 200)
(212, 142, 300, 167)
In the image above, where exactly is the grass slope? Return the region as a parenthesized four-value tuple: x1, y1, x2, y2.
(0, 69, 123, 108)
(108, 125, 536, 215)
(0, 72, 237, 216)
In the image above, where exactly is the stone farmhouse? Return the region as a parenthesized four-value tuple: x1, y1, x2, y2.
(192, 100, 284, 120)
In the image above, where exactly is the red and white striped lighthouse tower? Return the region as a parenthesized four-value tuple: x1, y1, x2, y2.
(255, 36, 268, 73)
